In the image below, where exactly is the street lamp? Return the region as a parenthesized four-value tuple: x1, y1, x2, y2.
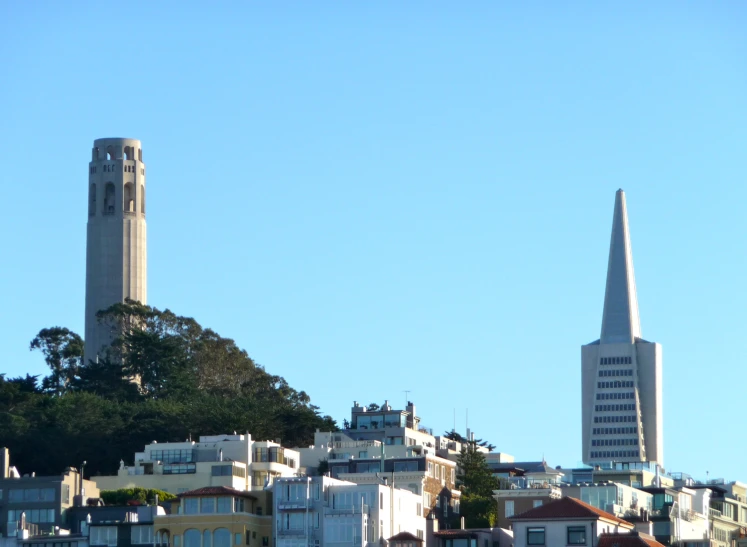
(80, 461, 87, 498)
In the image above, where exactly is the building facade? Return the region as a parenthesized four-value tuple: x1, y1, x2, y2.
(92, 435, 299, 494)
(154, 487, 272, 547)
(272, 476, 426, 547)
(582, 190, 663, 466)
(0, 449, 100, 538)
(84, 138, 147, 364)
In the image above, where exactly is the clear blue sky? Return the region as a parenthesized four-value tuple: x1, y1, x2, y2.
(1, 2, 745, 481)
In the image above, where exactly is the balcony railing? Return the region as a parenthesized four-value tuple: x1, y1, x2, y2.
(325, 504, 369, 516)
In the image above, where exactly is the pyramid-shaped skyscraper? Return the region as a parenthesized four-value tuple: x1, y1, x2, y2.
(581, 190, 663, 466)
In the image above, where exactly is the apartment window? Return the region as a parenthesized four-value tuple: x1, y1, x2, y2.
(90, 526, 118, 546)
(359, 451, 368, 458)
(533, 500, 543, 508)
(393, 461, 418, 472)
(132, 526, 154, 544)
(380, 493, 384, 509)
(567, 526, 586, 545)
(62, 484, 70, 504)
(183, 498, 199, 514)
(235, 533, 242, 546)
(505, 500, 514, 518)
(163, 463, 196, 474)
(200, 497, 216, 514)
(526, 527, 545, 545)
(416, 503, 422, 516)
(217, 497, 232, 514)
(151, 449, 195, 463)
(212, 465, 234, 476)
(454, 500, 460, 514)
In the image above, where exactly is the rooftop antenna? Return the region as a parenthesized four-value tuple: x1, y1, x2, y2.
(403, 390, 411, 408)
(453, 408, 456, 434)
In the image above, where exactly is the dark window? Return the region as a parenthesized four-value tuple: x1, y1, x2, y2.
(527, 527, 545, 545)
(567, 526, 586, 544)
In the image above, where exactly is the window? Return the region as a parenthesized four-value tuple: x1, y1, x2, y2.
(204, 530, 212, 547)
(217, 497, 232, 514)
(393, 461, 418, 472)
(213, 529, 231, 547)
(526, 527, 545, 545)
(533, 500, 543, 508)
(151, 449, 194, 463)
(163, 463, 196, 474)
(183, 498, 199, 514)
(184, 530, 201, 547)
(200, 497, 215, 514)
(505, 500, 514, 518)
(132, 526, 154, 544)
(90, 526, 117, 546)
(567, 526, 586, 545)
(454, 500, 460, 514)
(235, 534, 242, 546)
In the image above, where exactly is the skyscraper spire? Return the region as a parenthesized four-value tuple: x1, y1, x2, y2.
(600, 189, 641, 344)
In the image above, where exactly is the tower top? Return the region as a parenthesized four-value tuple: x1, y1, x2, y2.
(91, 138, 143, 162)
(600, 189, 642, 344)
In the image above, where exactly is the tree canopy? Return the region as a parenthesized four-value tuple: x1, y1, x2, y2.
(1, 300, 336, 477)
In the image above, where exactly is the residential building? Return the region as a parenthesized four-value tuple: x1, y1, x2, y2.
(488, 461, 564, 488)
(154, 487, 272, 547)
(92, 435, 299, 494)
(581, 189, 663, 467)
(0, 449, 100, 538)
(493, 484, 562, 530)
(510, 496, 638, 547)
(341, 402, 437, 455)
(85, 138, 147, 364)
(272, 475, 426, 547)
(679, 478, 747, 547)
(328, 455, 459, 526)
(67, 504, 165, 547)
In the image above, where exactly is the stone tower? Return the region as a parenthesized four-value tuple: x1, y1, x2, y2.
(84, 138, 147, 364)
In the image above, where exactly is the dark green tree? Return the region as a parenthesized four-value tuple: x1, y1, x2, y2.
(29, 327, 84, 395)
(456, 440, 499, 528)
(100, 487, 176, 505)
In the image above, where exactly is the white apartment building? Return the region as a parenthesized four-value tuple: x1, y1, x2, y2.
(273, 476, 426, 547)
(92, 434, 299, 493)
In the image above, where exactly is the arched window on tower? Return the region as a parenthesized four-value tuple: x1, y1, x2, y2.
(103, 182, 115, 215)
(138, 148, 142, 161)
(93, 147, 100, 161)
(141, 184, 145, 214)
(89, 184, 96, 216)
(106, 145, 114, 161)
(124, 183, 134, 213)
(124, 146, 132, 160)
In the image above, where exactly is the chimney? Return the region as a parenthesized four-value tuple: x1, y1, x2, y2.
(1, 447, 9, 479)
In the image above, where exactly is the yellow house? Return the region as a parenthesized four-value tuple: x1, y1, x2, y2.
(155, 487, 272, 547)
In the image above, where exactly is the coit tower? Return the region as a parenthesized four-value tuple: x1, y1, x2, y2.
(84, 138, 147, 364)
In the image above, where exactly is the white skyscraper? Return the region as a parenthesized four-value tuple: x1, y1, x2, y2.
(84, 138, 147, 365)
(581, 190, 663, 466)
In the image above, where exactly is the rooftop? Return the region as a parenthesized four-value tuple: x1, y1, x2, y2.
(177, 486, 257, 500)
(597, 531, 665, 547)
(511, 496, 632, 527)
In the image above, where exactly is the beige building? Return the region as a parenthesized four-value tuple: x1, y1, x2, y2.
(85, 138, 147, 364)
(92, 434, 300, 494)
(155, 486, 272, 547)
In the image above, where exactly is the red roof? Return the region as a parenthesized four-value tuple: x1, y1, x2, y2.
(178, 486, 257, 499)
(510, 496, 632, 527)
(598, 532, 666, 547)
(387, 532, 423, 543)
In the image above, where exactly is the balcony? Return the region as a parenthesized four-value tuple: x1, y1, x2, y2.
(324, 504, 369, 516)
(277, 501, 309, 511)
(709, 508, 723, 519)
